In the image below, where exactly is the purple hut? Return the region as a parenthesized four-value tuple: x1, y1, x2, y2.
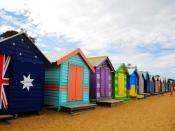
(88, 56, 115, 102)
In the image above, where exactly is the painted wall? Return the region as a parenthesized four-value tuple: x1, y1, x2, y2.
(44, 65, 60, 107)
(127, 71, 138, 96)
(8, 60, 45, 113)
(138, 75, 144, 94)
(113, 66, 127, 98)
(45, 54, 90, 110)
(90, 61, 112, 100)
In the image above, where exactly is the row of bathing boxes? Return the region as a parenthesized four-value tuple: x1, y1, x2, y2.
(0, 33, 173, 116)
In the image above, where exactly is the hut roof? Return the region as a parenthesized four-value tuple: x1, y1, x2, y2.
(154, 75, 160, 81)
(88, 56, 115, 72)
(126, 65, 138, 76)
(138, 71, 145, 79)
(113, 63, 129, 74)
(45, 48, 95, 72)
(143, 72, 149, 79)
(0, 32, 50, 65)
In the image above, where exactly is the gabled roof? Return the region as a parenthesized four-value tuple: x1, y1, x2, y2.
(114, 63, 129, 74)
(154, 75, 160, 81)
(88, 56, 115, 72)
(143, 71, 149, 80)
(0, 32, 50, 65)
(126, 65, 138, 76)
(45, 48, 95, 72)
(138, 71, 145, 79)
(149, 75, 154, 80)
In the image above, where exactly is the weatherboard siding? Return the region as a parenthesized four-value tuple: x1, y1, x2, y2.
(59, 54, 90, 107)
(44, 66, 60, 107)
(113, 66, 128, 99)
(0, 34, 44, 64)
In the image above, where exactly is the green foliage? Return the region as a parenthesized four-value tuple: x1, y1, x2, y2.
(0, 30, 36, 43)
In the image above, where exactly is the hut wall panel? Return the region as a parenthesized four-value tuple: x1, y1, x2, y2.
(44, 66, 60, 107)
(59, 54, 90, 106)
(8, 61, 45, 113)
(138, 76, 144, 94)
(0, 35, 44, 64)
(90, 71, 96, 99)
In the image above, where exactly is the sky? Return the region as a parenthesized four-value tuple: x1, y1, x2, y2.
(0, 0, 175, 78)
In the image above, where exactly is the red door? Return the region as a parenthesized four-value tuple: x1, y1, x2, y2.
(68, 65, 83, 101)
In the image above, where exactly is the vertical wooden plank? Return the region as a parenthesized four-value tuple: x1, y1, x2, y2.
(75, 66, 83, 100)
(68, 65, 76, 101)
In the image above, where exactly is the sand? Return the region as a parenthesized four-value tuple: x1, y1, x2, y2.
(1, 93, 175, 131)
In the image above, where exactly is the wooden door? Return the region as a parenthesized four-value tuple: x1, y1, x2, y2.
(68, 65, 83, 101)
(75, 66, 83, 101)
(100, 68, 106, 97)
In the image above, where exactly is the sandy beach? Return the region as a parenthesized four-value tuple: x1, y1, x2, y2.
(1, 93, 175, 131)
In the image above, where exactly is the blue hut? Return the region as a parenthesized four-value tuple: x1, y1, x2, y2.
(149, 75, 155, 94)
(127, 65, 144, 99)
(167, 79, 172, 92)
(143, 72, 150, 94)
(0, 33, 50, 115)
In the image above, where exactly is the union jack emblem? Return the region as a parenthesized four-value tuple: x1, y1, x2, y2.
(0, 54, 11, 109)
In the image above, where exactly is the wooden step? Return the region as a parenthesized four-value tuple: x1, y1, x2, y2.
(61, 103, 96, 114)
(96, 99, 123, 107)
(151, 93, 160, 95)
(0, 115, 13, 120)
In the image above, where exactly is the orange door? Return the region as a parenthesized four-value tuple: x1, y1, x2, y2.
(68, 65, 76, 101)
(68, 65, 83, 101)
(75, 66, 83, 100)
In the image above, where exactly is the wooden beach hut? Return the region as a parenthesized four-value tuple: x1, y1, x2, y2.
(88, 56, 114, 101)
(143, 72, 150, 95)
(154, 75, 161, 94)
(0, 33, 50, 115)
(112, 63, 130, 101)
(127, 65, 144, 99)
(138, 71, 145, 95)
(162, 78, 166, 93)
(88, 56, 123, 106)
(44, 48, 96, 112)
(167, 79, 172, 92)
(149, 75, 155, 94)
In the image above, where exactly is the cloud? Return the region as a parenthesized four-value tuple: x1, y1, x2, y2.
(1, 0, 175, 78)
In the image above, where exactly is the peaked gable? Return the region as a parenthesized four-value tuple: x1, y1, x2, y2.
(88, 56, 115, 72)
(115, 63, 129, 74)
(46, 48, 95, 72)
(0, 33, 50, 65)
(143, 72, 149, 80)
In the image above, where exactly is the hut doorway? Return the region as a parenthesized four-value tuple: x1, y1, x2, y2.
(68, 65, 83, 102)
(100, 68, 110, 97)
(118, 73, 126, 96)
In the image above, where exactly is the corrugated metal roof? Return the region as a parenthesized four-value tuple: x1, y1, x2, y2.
(128, 68, 136, 75)
(44, 48, 95, 72)
(138, 71, 144, 78)
(45, 50, 73, 63)
(113, 63, 123, 70)
(88, 56, 107, 67)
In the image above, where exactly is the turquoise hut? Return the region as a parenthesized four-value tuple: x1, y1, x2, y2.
(44, 48, 95, 111)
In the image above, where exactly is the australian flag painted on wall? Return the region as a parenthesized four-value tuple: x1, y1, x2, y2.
(0, 54, 11, 110)
(0, 33, 50, 114)
(8, 60, 44, 113)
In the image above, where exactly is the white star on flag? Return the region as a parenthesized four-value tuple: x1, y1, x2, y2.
(20, 74, 34, 91)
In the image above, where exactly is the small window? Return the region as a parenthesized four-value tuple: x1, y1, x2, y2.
(109, 92, 111, 96)
(109, 75, 111, 80)
(109, 83, 111, 88)
(97, 92, 100, 97)
(97, 83, 100, 88)
(96, 74, 100, 79)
